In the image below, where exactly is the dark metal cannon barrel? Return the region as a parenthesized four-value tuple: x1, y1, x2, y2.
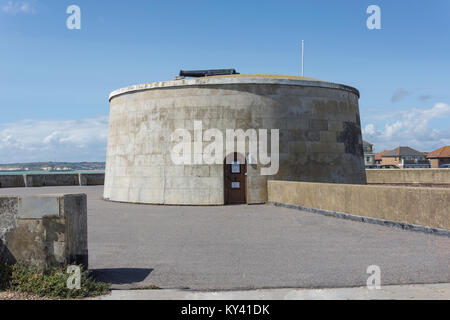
(179, 69, 239, 77)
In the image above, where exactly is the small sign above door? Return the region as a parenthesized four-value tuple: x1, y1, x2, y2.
(231, 162, 241, 174)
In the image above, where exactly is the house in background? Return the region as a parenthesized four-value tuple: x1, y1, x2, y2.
(363, 140, 375, 166)
(382, 146, 430, 169)
(374, 150, 392, 165)
(427, 146, 450, 168)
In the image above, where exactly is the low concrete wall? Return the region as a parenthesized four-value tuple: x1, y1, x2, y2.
(0, 175, 26, 188)
(79, 173, 105, 186)
(366, 169, 450, 186)
(25, 174, 79, 187)
(0, 194, 88, 269)
(0, 173, 105, 188)
(268, 181, 450, 230)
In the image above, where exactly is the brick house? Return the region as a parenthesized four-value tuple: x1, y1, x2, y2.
(427, 146, 450, 168)
(382, 146, 430, 168)
(374, 150, 392, 165)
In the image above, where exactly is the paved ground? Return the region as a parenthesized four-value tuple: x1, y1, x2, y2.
(1, 186, 449, 291)
(94, 283, 450, 300)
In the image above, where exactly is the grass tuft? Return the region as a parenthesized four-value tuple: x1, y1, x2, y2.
(0, 263, 110, 299)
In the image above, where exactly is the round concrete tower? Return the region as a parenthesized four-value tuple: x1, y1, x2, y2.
(104, 74, 366, 205)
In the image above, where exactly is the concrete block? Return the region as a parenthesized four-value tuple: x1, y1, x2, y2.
(18, 196, 60, 219)
(0, 193, 88, 269)
(311, 119, 329, 131)
(184, 165, 210, 177)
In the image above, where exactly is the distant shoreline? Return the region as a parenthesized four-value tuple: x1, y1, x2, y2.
(0, 170, 105, 175)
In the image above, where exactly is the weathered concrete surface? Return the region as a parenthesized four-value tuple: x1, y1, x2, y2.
(2, 186, 449, 291)
(105, 75, 366, 205)
(79, 173, 104, 186)
(367, 169, 450, 186)
(0, 175, 25, 188)
(0, 197, 18, 264)
(25, 174, 79, 187)
(0, 173, 104, 189)
(18, 197, 59, 219)
(0, 193, 88, 269)
(94, 283, 450, 300)
(268, 181, 450, 230)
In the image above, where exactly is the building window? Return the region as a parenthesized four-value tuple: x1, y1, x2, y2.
(231, 162, 240, 174)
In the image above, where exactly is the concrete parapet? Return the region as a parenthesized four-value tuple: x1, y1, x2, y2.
(268, 181, 450, 231)
(0, 193, 88, 269)
(25, 174, 79, 187)
(366, 169, 450, 186)
(79, 173, 105, 186)
(0, 173, 105, 189)
(0, 175, 26, 188)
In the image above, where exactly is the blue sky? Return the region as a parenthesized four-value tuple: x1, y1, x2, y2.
(1, 0, 449, 162)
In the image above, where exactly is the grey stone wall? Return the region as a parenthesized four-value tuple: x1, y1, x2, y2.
(0, 194, 88, 270)
(0, 175, 26, 188)
(366, 169, 450, 186)
(25, 174, 79, 187)
(0, 173, 105, 188)
(79, 173, 105, 186)
(105, 75, 366, 205)
(268, 180, 450, 231)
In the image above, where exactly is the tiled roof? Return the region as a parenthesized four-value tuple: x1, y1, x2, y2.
(427, 146, 450, 158)
(382, 147, 424, 157)
(375, 150, 392, 161)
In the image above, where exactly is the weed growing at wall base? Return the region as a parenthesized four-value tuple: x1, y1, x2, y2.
(0, 263, 110, 299)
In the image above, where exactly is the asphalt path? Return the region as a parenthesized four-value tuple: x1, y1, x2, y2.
(2, 186, 449, 290)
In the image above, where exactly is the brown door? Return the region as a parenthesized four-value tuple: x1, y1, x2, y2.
(224, 153, 246, 204)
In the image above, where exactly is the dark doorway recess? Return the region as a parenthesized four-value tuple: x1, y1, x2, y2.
(224, 153, 247, 204)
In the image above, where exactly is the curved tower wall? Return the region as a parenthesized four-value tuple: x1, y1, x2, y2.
(104, 76, 366, 205)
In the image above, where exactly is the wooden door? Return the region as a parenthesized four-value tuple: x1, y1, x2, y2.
(224, 153, 246, 204)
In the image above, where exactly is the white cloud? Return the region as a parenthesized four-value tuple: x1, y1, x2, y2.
(363, 123, 375, 135)
(362, 102, 450, 152)
(2, 1, 36, 14)
(0, 116, 109, 163)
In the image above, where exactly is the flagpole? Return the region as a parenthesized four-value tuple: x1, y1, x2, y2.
(302, 40, 305, 77)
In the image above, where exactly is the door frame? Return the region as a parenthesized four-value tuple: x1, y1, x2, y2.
(224, 152, 247, 205)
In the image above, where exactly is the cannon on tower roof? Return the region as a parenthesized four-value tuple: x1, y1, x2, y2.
(179, 69, 239, 78)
